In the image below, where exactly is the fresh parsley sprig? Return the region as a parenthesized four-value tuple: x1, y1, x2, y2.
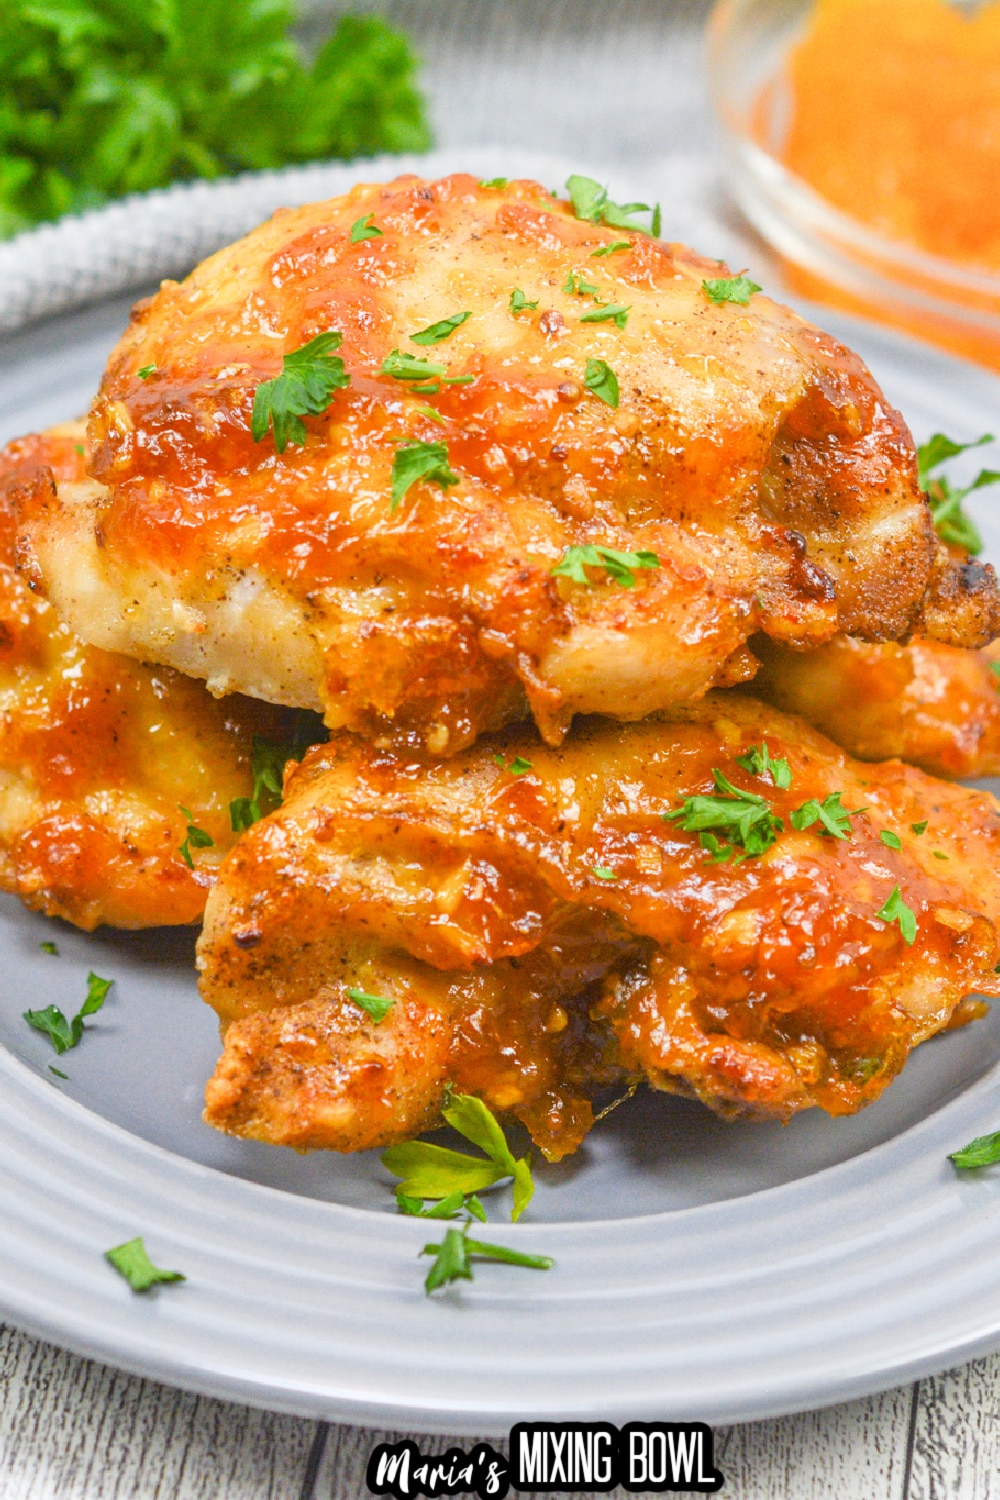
(583, 356, 620, 408)
(550, 544, 659, 589)
(410, 312, 472, 346)
(735, 742, 792, 790)
(350, 213, 382, 244)
(230, 717, 324, 832)
(106, 1237, 185, 1293)
(790, 792, 865, 840)
(949, 1131, 1000, 1170)
(391, 440, 460, 512)
(916, 432, 999, 555)
(875, 885, 917, 945)
(382, 1091, 535, 1221)
(421, 1225, 552, 1295)
(251, 331, 350, 453)
(565, 175, 660, 236)
(24, 972, 113, 1055)
(702, 275, 762, 306)
(664, 771, 783, 864)
(178, 806, 214, 868)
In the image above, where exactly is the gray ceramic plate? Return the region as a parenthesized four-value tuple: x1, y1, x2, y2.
(2, 165, 1000, 1433)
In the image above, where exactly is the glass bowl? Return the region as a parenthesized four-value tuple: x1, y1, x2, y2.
(707, 0, 1000, 370)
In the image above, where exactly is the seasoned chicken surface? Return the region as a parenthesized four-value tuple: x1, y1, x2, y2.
(198, 696, 1000, 1160)
(17, 174, 999, 756)
(0, 427, 307, 929)
(753, 635, 1000, 779)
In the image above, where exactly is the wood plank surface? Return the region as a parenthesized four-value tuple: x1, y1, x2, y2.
(909, 1353, 1000, 1500)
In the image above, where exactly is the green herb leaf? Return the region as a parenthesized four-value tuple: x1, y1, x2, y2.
(933, 850, 949, 860)
(790, 792, 863, 840)
(479, 177, 508, 189)
(592, 866, 616, 881)
(583, 356, 620, 408)
(346, 987, 394, 1023)
(39, 940, 58, 955)
(916, 433, 998, 554)
(105, 1237, 185, 1293)
(564, 175, 657, 234)
(178, 805, 214, 869)
(229, 716, 325, 831)
(350, 212, 382, 244)
(382, 1090, 535, 1220)
(580, 303, 630, 329)
(562, 272, 601, 299)
(391, 440, 460, 512)
(664, 769, 783, 864)
(875, 885, 917, 945)
(917, 432, 994, 489)
(415, 405, 445, 425)
(508, 288, 538, 314)
(0, 9, 431, 240)
(734, 742, 792, 790)
(949, 1131, 1000, 1169)
(49, 1066, 68, 1080)
(23, 971, 113, 1055)
(880, 829, 903, 851)
(550, 544, 659, 589)
(421, 1226, 553, 1294)
(137, 365, 157, 380)
(495, 753, 533, 776)
(591, 240, 631, 258)
(251, 331, 350, 453)
(381, 349, 447, 381)
(702, 275, 762, 306)
(410, 311, 472, 346)
(911, 821, 928, 835)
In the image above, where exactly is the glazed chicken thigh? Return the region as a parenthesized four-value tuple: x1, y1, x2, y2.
(17, 174, 998, 755)
(199, 696, 1000, 1160)
(0, 427, 308, 928)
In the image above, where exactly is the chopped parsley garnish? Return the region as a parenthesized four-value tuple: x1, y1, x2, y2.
(880, 829, 903, 851)
(73, 444, 84, 456)
(591, 240, 631, 258)
(24, 971, 113, 1055)
(916, 432, 999, 555)
(592, 866, 616, 881)
(875, 885, 917, 945)
(350, 212, 382, 243)
(230, 717, 324, 831)
(39, 940, 58, 955)
(137, 365, 157, 379)
(949, 1131, 1000, 1169)
(421, 1226, 552, 1295)
(564, 175, 660, 235)
(509, 288, 538, 314)
(495, 753, 533, 776)
(580, 303, 630, 329)
(251, 331, 350, 453)
(990, 661, 1000, 683)
(664, 770, 783, 864)
(790, 792, 864, 840)
(382, 1091, 534, 1221)
(397, 1189, 487, 1221)
(178, 806, 214, 869)
(391, 440, 460, 512)
(410, 311, 472, 346)
(562, 272, 601, 299)
(380, 348, 472, 395)
(479, 177, 509, 189)
(702, 274, 762, 306)
(415, 405, 445, 425)
(933, 850, 949, 860)
(49, 1066, 67, 1080)
(583, 356, 620, 408)
(346, 987, 394, 1023)
(105, 1237, 185, 1293)
(735, 742, 792, 790)
(911, 821, 928, 835)
(550, 544, 659, 589)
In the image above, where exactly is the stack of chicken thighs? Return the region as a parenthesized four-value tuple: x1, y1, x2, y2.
(8, 174, 1000, 1163)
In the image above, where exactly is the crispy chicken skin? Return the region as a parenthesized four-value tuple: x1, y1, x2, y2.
(753, 635, 1000, 779)
(17, 174, 998, 755)
(0, 426, 300, 929)
(199, 696, 1000, 1160)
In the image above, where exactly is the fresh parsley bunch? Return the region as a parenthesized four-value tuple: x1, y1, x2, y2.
(0, 0, 431, 238)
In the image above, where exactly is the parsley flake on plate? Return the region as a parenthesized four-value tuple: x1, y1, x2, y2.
(410, 311, 472, 346)
(875, 885, 917, 945)
(397, 1189, 486, 1221)
(382, 1091, 535, 1221)
(105, 1237, 185, 1293)
(350, 212, 382, 243)
(178, 806, 214, 869)
(790, 792, 864, 840)
(421, 1225, 552, 1296)
(664, 769, 783, 865)
(346, 987, 394, 1023)
(508, 288, 538, 314)
(702, 274, 762, 306)
(24, 971, 113, 1056)
(391, 440, 460, 512)
(230, 717, 325, 832)
(734, 742, 792, 790)
(550, 544, 659, 589)
(949, 1131, 1000, 1170)
(39, 940, 58, 955)
(917, 431, 999, 555)
(251, 331, 350, 454)
(580, 303, 630, 329)
(49, 1066, 68, 1080)
(582, 356, 620, 408)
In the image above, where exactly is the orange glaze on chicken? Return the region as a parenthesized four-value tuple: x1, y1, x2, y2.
(753, 634, 1000, 779)
(198, 695, 1000, 1159)
(17, 174, 999, 756)
(0, 426, 304, 929)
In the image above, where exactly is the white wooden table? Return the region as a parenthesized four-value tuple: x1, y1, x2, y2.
(2, 2, 996, 1492)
